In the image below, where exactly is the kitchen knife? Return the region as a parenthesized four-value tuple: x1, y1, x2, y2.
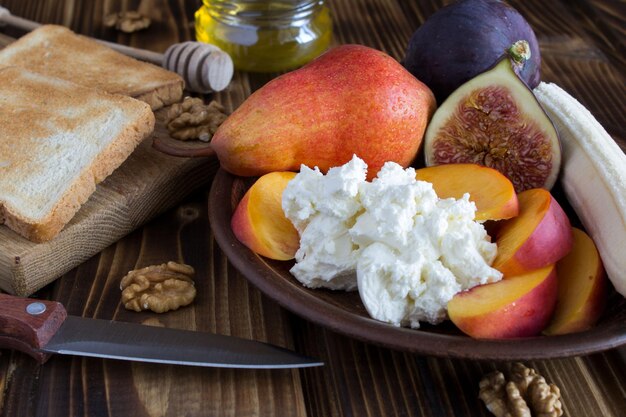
(0, 294, 323, 369)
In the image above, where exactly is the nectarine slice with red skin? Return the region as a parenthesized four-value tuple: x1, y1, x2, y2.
(231, 172, 299, 260)
(543, 228, 607, 335)
(448, 265, 558, 339)
(415, 163, 519, 221)
(492, 188, 573, 277)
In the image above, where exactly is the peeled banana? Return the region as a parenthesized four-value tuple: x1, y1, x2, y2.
(535, 82, 626, 297)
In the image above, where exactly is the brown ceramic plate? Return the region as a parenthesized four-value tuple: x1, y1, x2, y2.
(209, 169, 626, 360)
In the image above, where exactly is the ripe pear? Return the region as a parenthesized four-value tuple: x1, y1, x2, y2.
(211, 44, 436, 179)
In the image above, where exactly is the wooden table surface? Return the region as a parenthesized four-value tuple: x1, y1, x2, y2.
(1, 0, 625, 416)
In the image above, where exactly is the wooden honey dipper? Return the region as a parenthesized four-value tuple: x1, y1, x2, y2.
(0, 6, 233, 93)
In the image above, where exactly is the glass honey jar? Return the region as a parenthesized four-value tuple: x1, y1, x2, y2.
(195, 0, 332, 72)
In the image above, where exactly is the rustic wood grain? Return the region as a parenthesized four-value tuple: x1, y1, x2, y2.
(9, 198, 307, 417)
(1, 0, 625, 416)
(571, 0, 626, 74)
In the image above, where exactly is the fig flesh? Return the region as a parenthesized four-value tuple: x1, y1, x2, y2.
(403, 0, 541, 104)
(424, 50, 560, 193)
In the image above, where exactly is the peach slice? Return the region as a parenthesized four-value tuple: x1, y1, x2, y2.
(231, 172, 299, 260)
(492, 188, 573, 277)
(415, 163, 518, 221)
(448, 265, 558, 339)
(543, 228, 607, 335)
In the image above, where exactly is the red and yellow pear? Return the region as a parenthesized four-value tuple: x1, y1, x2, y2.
(212, 44, 436, 180)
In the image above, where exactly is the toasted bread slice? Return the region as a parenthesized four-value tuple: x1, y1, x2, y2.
(0, 25, 183, 110)
(0, 66, 155, 242)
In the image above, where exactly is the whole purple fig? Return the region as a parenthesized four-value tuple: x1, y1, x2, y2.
(403, 0, 541, 104)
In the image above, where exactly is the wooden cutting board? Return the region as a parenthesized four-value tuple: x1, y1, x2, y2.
(0, 103, 219, 296)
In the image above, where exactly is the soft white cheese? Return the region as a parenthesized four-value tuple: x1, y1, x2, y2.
(282, 155, 366, 232)
(282, 155, 366, 290)
(358, 243, 461, 328)
(282, 155, 502, 328)
(291, 215, 358, 290)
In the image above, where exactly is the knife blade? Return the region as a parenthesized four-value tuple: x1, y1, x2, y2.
(0, 294, 323, 369)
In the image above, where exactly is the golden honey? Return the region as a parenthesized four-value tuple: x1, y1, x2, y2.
(195, 0, 332, 72)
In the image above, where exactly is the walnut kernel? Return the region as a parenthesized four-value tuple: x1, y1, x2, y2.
(511, 363, 563, 417)
(479, 371, 531, 417)
(120, 261, 196, 313)
(165, 97, 228, 142)
(104, 11, 151, 33)
(479, 363, 563, 417)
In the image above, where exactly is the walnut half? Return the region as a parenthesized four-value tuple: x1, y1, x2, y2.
(104, 11, 151, 33)
(120, 262, 196, 313)
(165, 97, 228, 142)
(479, 363, 563, 417)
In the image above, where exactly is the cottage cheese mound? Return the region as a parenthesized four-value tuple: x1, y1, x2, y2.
(290, 215, 358, 290)
(358, 243, 460, 328)
(282, 155, 502, 327)
(282, 156, 367, 290)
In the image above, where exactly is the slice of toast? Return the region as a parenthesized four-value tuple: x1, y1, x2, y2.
(0, 66, 155, 242)
(0, 25, 183, 110)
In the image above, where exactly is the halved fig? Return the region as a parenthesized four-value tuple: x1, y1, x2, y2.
(424, 43, 560, 193)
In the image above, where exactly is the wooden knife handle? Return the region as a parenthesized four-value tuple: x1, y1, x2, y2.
(0, 293, 67, 363)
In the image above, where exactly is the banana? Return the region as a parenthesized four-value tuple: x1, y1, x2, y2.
(534, 82, 626, 297)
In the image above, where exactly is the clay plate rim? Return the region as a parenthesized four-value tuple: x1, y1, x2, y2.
(208, 168, 626, 360)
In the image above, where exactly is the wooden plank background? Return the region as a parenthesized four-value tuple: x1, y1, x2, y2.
(0, 0, 625, 416)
